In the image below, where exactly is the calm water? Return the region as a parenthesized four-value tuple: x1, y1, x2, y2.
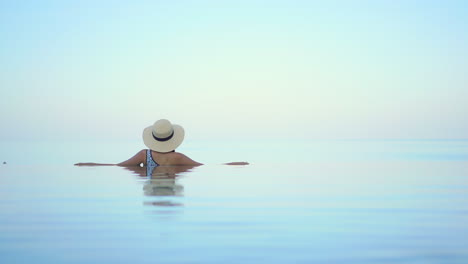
(1, 139, 468, 263)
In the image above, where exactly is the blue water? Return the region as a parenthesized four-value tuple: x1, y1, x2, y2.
(1, 139, 468, 263)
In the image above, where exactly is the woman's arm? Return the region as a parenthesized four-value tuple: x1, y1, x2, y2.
(74, 150, 146, 167)
(173, 153, 204, 166)
(74, 162, 115, 166)
(173, 153, 248, 166)
(116, 149, 146, 166)
(224, 162, 249, 165)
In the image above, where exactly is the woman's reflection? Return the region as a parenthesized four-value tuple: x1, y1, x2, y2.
(123, 165, 196, 207)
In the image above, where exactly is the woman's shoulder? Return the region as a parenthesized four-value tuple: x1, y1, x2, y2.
(150, 150, 181, 158)
(166, 152, 188, 161)
(171, 151, 187, 157)
(170, 152, 203, 166)
(149, 151, 201, 166)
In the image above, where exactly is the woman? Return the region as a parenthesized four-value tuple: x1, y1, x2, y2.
(75, 119, 248, 170)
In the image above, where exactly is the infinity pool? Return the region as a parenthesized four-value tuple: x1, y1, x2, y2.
(1, 140, 468, 263)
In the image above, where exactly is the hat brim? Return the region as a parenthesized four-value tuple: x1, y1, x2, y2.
(142, 124, 185, 153)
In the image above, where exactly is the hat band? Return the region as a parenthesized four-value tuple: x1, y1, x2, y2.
(152, 131, 174, 142)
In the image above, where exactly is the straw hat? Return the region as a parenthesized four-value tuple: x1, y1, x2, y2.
(142, 119, 185, 153)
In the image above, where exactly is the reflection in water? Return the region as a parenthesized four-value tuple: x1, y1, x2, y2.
(122, 165, 196, 208)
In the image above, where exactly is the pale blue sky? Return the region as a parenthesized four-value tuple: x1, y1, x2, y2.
(1, 0, 467, 141)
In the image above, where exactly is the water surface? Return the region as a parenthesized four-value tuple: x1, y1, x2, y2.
(1, 140, 468, 263)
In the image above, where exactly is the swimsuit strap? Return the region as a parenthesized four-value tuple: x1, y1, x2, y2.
(146, 149, 159, 177)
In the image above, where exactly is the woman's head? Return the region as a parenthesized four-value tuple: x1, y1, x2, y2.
(142, 119, 185, 153)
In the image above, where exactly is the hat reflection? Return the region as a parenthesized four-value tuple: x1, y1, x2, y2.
(122, 165, 196, 207)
